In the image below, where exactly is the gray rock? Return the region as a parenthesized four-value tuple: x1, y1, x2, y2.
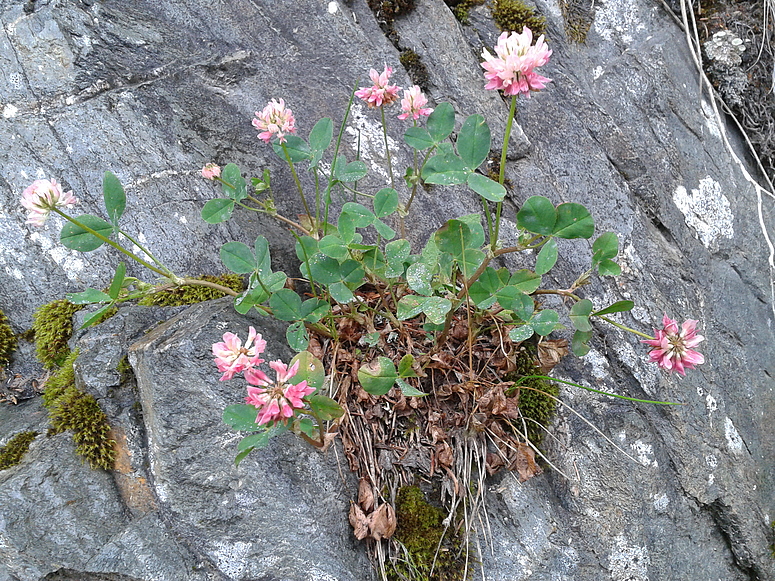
(0, 0, 773, 579)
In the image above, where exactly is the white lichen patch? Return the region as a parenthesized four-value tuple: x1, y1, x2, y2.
(700, 100, 721, 139)
(630, 439, 657, 468)
(344, 103, 397, 181)
(614, 340, 659, 395)
(652, 492, 669, 512)
(609, 535, 650, 581)
(704, 30, 746, 67)
(582, 348, 609, 380)
(594, 0, 646, 43)
(724, 416, 744, 455)
(705, 392, 717, 415)
(4, 265, 24, 280)
(673, 177, 734, 249)
(29, 231, 85, 280)
(327, 1, 338, 14)
(2, 104, 18, 118)
(209, 540, 250, 578)
(131, 232, 149, 257)
(705, 454, 718, 469)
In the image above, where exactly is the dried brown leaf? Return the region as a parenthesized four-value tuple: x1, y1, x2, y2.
(509, 442, 543, 482)
(429, 425, 447, 444)
(307, 336, 325, 359)
(485, 451, 505, 476)
(435, 441, 454, 469)
(358, 477, 374, 512)
(337, 317, 363, 343)
(367, 503, 396, 540)
(450, 319, 469, 341)
(537, 339, 569, 374)
(349, 503, 370, 540)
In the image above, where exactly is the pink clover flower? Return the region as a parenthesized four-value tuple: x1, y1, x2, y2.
(201, 163, 221, 180)
(641, 314, 705, 376)
(397, 85, 433, 121)
(245, 359, 315, 425)
(252, 98, 297, 144)
(20, 179, 78, 226)
(355, 65, 401, 108)
(212, 326, 267, 381)
(481, 27, 552, 97)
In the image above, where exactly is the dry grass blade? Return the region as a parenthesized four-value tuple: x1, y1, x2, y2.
(543, 389, 641, 465)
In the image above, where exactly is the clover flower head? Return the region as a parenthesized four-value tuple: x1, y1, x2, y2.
(355, 65, 401, 108)
(212, 326, 267, 381)
(245, 359, 315, 425)
(397, 85, 433, 121)
(252, 98, 297, 144)
(641, 314, 705, 376)
(20, 179, 78, 226)
(201, 163, 221, 180)
(481, 27, 552, 97)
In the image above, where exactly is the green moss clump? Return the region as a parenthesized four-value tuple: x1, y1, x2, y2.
(399, 49, 430, 91)
(32, 299, 83, 369)
(367, 0, 416, 24)
(42, 349, 79, 408)
(42, 349, 116, 470)
(770, 520, 775, 558)
(390, 486, 467, 581)
(491, 0, 547, 35)
(0, 308, 17, 368)
(506, 347, 558, 446)
(0, 431, 38, 470)
(138, 274, 243, 307)
(116, 355, 134, 383)
(559, 0, 593, 44)
(447, 0, 486, 25)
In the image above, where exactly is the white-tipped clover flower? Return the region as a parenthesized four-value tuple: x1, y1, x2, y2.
(20, 179, 78, 226)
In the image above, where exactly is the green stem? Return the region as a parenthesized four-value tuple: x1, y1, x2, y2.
(236, 201, 311, 235)
(53, 208, 179, 282)
(380, 105, 395, 191)
(597, 315, 655, 340)
(325, 83, 358, 229)
(176, 278, 240, 297)
(405, 146, 437, 215)
(213, 176, 235, 190)
(117, 228, 172, 275)
(431, 244, 525, 352)
(290, 230, 319, 300)
(483, 198, 494, 242)
(515, 375, 683, 405)
(492, 94, 517, 251)
(281, 143, 314, 225)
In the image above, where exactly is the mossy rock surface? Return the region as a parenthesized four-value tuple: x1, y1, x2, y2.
(399, 49, 430, 90)
(42, 349, 116, 470)
(138, 274, 243, 307)
(0, 308, 17, 368)
(505, 346, 558, 447)
(446, 0, 486, 25)
(491, 0, 547, 35)
(0, 431, 38, 470)
(390, 486, 468, 581)
(32, 299, 83, 369)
